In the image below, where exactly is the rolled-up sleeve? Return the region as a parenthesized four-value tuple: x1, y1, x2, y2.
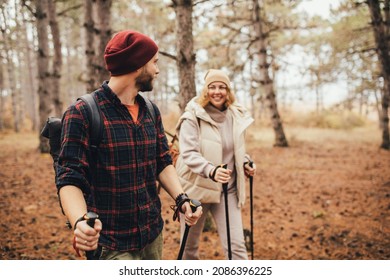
(56, 102, 91, 194)
(154, 104, 173, 175)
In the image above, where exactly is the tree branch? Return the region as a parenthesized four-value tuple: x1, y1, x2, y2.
(57, 4, 83, 17)
(159, 50, 177, 61)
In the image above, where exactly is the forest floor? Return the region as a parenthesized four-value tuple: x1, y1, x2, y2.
(0, 125, 389, 260)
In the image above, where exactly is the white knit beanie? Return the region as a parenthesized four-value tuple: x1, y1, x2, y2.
(204, 69, 231, 89)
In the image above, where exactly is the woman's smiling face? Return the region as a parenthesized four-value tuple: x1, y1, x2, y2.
(207, 82, 228, 110)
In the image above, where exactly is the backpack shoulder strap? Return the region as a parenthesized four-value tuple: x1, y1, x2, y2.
(78, 92, 103, 149)
(144, 97, 156, 125)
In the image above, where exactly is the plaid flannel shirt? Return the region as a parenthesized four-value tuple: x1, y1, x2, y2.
(56, 81, 172, 251)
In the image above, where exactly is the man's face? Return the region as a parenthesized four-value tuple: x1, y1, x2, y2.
(135, 53, 159, 92)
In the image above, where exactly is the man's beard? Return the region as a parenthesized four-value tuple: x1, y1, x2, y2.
(135, 69, 154, 92)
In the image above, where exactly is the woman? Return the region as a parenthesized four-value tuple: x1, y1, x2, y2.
(175, 69, 256, 260)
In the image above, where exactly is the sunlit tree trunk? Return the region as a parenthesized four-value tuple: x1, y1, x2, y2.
(15, 38, 25, 129)
(252, 0, 288, 147)
(13, 1, 26, 130)
(22, 14, 38, 131)
(0, 8, 20, 132)
(172, 0, 196, 113)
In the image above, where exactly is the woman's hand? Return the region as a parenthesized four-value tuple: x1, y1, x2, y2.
(244, 162, 256, 177)
(210, 165, 232, 183)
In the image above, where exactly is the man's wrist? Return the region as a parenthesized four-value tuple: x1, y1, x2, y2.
(73, 213, 87, 230)
(171, 193, 190, 221)
(175, 193, 190, 213)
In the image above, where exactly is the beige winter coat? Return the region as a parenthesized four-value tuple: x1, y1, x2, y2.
(175, 97, 253, 207)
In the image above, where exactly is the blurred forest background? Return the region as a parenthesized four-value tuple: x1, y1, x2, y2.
(0, 0, 389, 150)
(1, 0, 390, 260)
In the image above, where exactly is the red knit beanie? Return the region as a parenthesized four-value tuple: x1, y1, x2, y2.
(104, 30, 158, 76)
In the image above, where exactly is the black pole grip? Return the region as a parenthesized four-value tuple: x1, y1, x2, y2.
(189, 199, 201, 213)
(85, 212, 99, 228)
(249, 161, 254, 185)
(222, 164, 228, 191)
(84, 212, 99, 260)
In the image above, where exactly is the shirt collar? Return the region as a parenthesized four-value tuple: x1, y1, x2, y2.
(101, 81, 147, 108)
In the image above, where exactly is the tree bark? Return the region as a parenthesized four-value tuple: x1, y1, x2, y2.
(22, 16, 39, 131)
(95, 0, 112, 84)
(47, 0, 63, 116)
(0, 8, 20, 132)
(83, 0, 96, 92)
(15, 37, 25, 129)
(384, 0, 390, 40)
(83, 0, 111, 92)
(13, 1, 26, 130)
(35, 0, 51, 152)
(172, 0, 197, 113)
(0, 56, 4, 131)
(367, 0, 390, 150)
(252, 0, 288, 147)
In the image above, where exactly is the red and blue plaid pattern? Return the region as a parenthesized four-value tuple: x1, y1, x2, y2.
(56, 82, 171, 251)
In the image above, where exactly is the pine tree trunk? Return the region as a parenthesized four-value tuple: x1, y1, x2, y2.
(23, 17, 39, 131)
(47, 0, 63, 116)
(15, 40, 25, 130)
(7, 53, 20, 133)
(13, 1, 25, 130)
(0, 59, 4, 131)
(83, 0, 96, 92)
(95, 0, 112, 84)
(63, 18, 76, 105)
(253, 0, 288, 147)
(367, 0, 390, 150)
(83, 0, 111, 92)
(0, 8, 20, 133)
(384, 0, 390, 40)
(173, 0, 197, 113)
(35, 0, 51, 153)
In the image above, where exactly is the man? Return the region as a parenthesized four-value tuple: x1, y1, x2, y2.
(56, 30, 202, 260)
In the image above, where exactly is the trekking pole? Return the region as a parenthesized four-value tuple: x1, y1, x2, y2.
(249, 161, 254, 260)
(221, 164, 232, 260)
(84, 212, 99, 260)
(177, 199, 202, 260)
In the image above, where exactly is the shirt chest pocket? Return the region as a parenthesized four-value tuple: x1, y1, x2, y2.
(139, 122, 158, 162)
(102, 122, 158, 165)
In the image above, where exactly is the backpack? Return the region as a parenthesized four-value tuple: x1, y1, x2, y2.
(164, 130, 179, 166)
(41, 91, 156, 176)
(165, 114, 200, 167)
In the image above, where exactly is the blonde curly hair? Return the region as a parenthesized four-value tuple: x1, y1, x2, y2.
(197, 69, 236, 108)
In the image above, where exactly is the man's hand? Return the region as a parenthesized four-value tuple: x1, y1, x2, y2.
(181, 202, 202, 226)
(74, 219, 102, 252)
